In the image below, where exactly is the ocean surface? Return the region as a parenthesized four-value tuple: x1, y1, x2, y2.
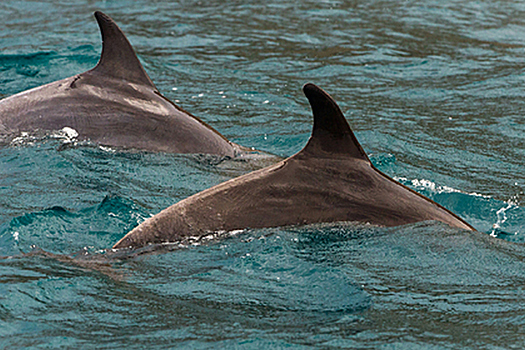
(1, 0, 525, 348)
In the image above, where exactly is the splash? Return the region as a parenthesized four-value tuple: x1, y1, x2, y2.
(490, 196, 520, 238)
(9, 127, 79, 147)
(51, 126, 78, 140)
(394, 176, 491, 198)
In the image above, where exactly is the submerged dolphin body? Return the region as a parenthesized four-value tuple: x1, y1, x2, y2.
(0, 11, 238, 156)
(113, 83, 475, 249)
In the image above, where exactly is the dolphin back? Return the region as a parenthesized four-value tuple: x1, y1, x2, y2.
(112, 83, 475, 250)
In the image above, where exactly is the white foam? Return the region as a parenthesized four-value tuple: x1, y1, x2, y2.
(491, 196, 520, 237)
(99, 146, 116, 153)
(60, 127, 78, 139)
(50, 126, 79, 143)
(394, 176, 491, 198)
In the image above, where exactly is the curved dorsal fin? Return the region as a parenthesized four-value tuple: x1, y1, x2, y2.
(299, 83, 369, 161)
(88, 11, 155, 88)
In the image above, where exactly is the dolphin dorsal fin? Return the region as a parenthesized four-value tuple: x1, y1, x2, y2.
(88, 11, 155, 88)
(300, 83, 370, 161)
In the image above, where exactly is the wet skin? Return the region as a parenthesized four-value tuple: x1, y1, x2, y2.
(0, 11, 238, 156)
(113, 83, 474, 249)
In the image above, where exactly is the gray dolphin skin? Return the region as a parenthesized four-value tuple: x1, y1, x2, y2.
(0, 11, 238, 156)
(113, 83, 475, 249)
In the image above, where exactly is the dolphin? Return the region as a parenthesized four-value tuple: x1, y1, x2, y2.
(0, 11, 239, 156)
(113, 83, 475, 249)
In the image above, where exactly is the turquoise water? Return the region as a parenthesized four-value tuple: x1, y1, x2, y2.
(1, 0, 525, 348)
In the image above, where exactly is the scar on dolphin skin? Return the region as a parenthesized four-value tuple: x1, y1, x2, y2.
(113, 83, 475, 250)
(0, 11, 247, 156)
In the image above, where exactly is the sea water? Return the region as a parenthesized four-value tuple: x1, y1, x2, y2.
(1, 0, 525, 348)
